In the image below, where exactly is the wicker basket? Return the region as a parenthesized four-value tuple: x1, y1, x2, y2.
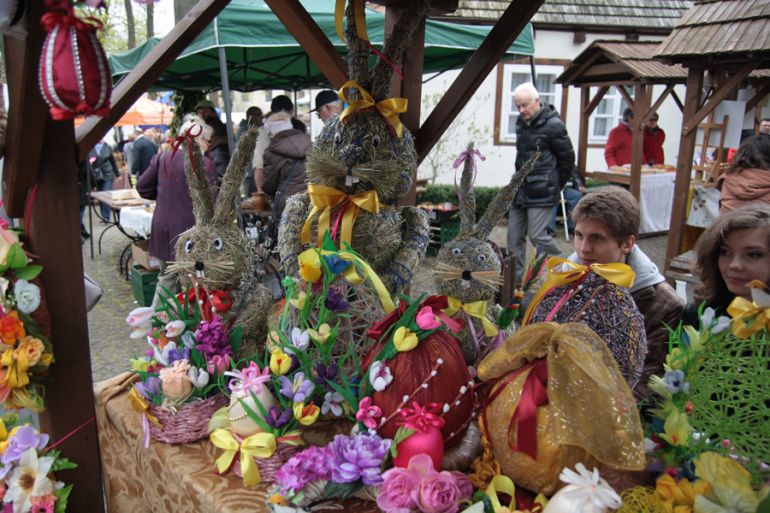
(234, 442, 299, 484)
(147, 394, 228, 444)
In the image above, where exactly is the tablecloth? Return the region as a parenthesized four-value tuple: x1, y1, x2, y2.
(118, 206, 154, 239)
(638, 172, 675, 234)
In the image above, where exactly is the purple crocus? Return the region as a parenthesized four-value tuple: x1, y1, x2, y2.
(266, 406, 293, 429)
(329, 432, 391, 486)
(325, 286, 349, 312)
(135, 376, 162, 399)
(166, 346, 190, 365)
(1, 427, 49, 470)
(279, 372, 315, 403)
(324, 255, 351, 275)
(314, 363, 339, 389)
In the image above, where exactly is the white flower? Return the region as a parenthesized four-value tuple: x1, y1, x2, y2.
(699, 307, 731, 335)
(153, 341, 178, 366)
(180, 331, 197, 349)
(13, 280, 40, 314)
(557, 463, 621, 511)
(321, 391, 344, 416)
(127, 306, 154, 339)
(4, 448, 56, 513)
(369, 361, 393, 392)
(0, 277, 9, 299)
(290, 327, 310, 351)
(165, 320, 186, 338)
(187, 366, 210, 389)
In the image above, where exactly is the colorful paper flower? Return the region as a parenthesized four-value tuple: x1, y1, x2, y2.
(4, 448, 56, 513)
(195, 315, 231, 358)
(660, 409, 691, 447)
(307, 323, 332, 345)
(355, 397, 382, 429)
(158, 359, 193, 401)
(165, 320, 186, 339)
(0, 311, 25, 347)
(269, 348, 292, 375)
(663, 369, 690, 394)
(393, 326, 419, 352)
(130, 356, 152, 372)
(293, 402, 320, 426)
(0, 230, 19, 267)
(1, 348, 30, 389)
(324, 255, 351, 275)
(369, 360, 393, 392)
(279, 372, 314, 403)
(126, 307, 154, 339)
(325, 286, 349, 312)
(226, 362, 270, 397)
(207, 354, 229, 375)
(275, 445, 333, 493)
(321, 391, 344, 416)
(289, 291, 307, 310)
(693, 452, 758, 513)
(187, 366, 209, 389)
(290, 327, 310, 351)
(12, 280, 40, 315)
(29, 494, 56, 513)
(1, 427, 48, 468)
(16, 337, 44, 367)
(416, 306, 441, 330)
(266, 406, 293, 429)
(329, 432, 391, 486)
(298, 251, 322, 283)
(665, 347, 686, 370)
(655, 474, 710, 513)
(134, 377, 161, 400)
(377, 465, 420, 513)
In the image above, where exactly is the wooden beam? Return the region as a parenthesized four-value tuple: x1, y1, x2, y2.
(581, 62, 629, 79)
(33, 117, 104, 512)
(577, 87, 590, 179)
(671, 88, 684, 112)
(415, 0, 545, 162)
(682, 61, 754, 135)
(643, 83, 675, 121)
(2, 0, 48, 217)
(559, 51, 602, 86)
(265, 0, 348, 89)
(582, 85, 609, 116)
(629, 83, 651, 200)
(665, 67, 704, 271)
(615, 84, 634, 109)
(76, 0, 230, 161)
(745, 82, 770, 113)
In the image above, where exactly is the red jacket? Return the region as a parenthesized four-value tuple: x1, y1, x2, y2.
(604, 122, 633, 167)
(644, 127, 665, 165)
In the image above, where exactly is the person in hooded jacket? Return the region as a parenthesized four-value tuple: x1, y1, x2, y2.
(718, 133, 770, 213)
(507, 82, 575, 286)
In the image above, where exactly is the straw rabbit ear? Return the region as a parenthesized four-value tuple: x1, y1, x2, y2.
(475, 149, 540, 239)
(370, 1, 429, 100)
(212, 129, 258, 225)
(458, 143, 477, 236)
(183, 138, 214, 225)
(346, 1, 370, 91)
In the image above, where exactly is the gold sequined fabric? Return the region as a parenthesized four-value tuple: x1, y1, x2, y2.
(477, 323, 645, 495)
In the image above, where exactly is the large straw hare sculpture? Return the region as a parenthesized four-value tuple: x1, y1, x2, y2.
(433, 144, 538, 364)
(168, 128, 273, 356)
(277, 2, 431, 294)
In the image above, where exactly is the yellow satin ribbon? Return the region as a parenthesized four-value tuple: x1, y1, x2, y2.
(338, 80, 408, 138)
(301, 183, 380, 248)
(127, 386, 161, 427)
(210, 429, 279, 487)
(298, 248, 395, 313)
(334, 0, 368, 43)
(444, 297, 499, 337)
(522, 257, 636, 325)
(726, 297, 770, 338)
(485, 474, 548, 513)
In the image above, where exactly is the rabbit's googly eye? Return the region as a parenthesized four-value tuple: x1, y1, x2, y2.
(184, 240, 194, 253)
(213, 238, 224, 251)
(372, 135, 380, 148)
(334, 132, 342, 145)
(477, 254, 487, 262)
(451, 248, 462, 256)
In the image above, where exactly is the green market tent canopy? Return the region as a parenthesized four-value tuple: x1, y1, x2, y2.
(109, 0, 534, 92)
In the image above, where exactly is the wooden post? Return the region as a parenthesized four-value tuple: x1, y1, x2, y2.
(629, 83, 651, 200)
(665, 67, 704, 270)
(578, 87, 589, 179)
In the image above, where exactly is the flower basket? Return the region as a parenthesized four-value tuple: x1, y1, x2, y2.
(147, 394, 227, 444)
(235, 442, 300, 484)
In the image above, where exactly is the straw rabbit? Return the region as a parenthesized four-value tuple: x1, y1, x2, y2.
(168, 128, 273, 356)
(277, 2, 431, 294)
(433, 143, 538, 364)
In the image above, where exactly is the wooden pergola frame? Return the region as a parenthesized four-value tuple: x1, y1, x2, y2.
(1, 0, 544, 509)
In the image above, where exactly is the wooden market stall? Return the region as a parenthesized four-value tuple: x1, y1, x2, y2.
(1, 0, 545, 510)
(656, 0, 770, 270)
(556, 40, 688, 200)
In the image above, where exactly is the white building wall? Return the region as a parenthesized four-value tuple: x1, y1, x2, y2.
(418, 28, 686, 187)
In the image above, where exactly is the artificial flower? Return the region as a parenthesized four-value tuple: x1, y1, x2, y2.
(279, 372, 314, 403)
(289, 291, 307, 310)
(699, 307, 730, 335)
(207, 354, 229, 375)
(665, 347, 686, 370)
(151, 341, 176, 367)
(325, 286, 349, 312)
(267, 493, 287, 506)
(134, 377, 161, 399)
(321, 391, 344, 416)
(158, 359, 193, 401)
(0, 230, 20, 267)
(266, 406, 293, 429)
(314, 363, 338, 389)
(226, 362, 270, 397)
(195, 315, 231, 358)
(126, 307, 154, 339)
(369, 360, 393, 392)
(324, 254, 351, 274)
(16, 337, 44, 367)
(298, 251, 322, 283)
(378, 464, 420, 513)
(0, 277, 9, 298)
(130, 356, 152, 372)
(329, 432, 391, 486)
(415, 468, 472, 513)
(266, 330, 282, 349)
(306, 323, 331, 344)
(355, 397, 382, 429)
(165, 320, 186, 338)
(4, 448, 56, 513)
(269, 348, 292, 375)
(187, 366, 209, 389)
(416, 306, 441, 330)
(0, 311, 25, 347)
(293, 402, 320, 426)
(13, 280, 40, 315)
(29, 495, 56, 513)
(393, 326, 419, 352)
(683, 325, 704, 353)
(290, 327, 310, 351)
(180, 331, 196, 349)
(165, 345, 190, 365)
(693, 452, 758, 513)
(656, 474, 710, 513)
(648, 374, 673, 400)
(659, 409, 690, 447)
(275, 445, 333, 493)
(663, 369, 690, 394)
(1, 348, 30, 389)
(1, 427, 48, 469)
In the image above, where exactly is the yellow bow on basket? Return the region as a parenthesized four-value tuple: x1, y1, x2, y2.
(210, 429, 281, 487)
(337, 80, 407, 138)
(444, 297, 499, 337)
(484, 475, 548, 513)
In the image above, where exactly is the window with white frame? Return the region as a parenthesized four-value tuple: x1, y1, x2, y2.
(498, 63, 563, 144)
(588, 86, 634, 142)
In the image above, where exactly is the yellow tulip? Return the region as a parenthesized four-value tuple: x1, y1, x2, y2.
(130, 357, 151, 372)
(393, 326, 419, 352)
(660, 409, 690, 447)
(269, 348, 292, 375)
(298, 250, 322, 283)
(306, 323, 332, 344)
(289, 291, 307, 310)
(293, 402, 320, 426)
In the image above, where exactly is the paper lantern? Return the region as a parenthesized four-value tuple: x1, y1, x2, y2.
(38, 0, 111, 120)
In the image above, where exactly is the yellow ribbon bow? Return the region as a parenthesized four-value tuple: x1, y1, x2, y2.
(726, 297, 770, 338)
(301, 183, 380, 248)
(334, 0, 368, 43)
(338, 80, 408, 138)
(210, 429, 278, 487)
(444, 297, 499, 337)
(297, 248, 395, 313)
(484, 475, 547, 513)
(522, 257, 636, 325)
(127, 386, 161, 427)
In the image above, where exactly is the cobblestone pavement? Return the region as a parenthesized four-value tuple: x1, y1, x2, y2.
(83, 216, 668, 382)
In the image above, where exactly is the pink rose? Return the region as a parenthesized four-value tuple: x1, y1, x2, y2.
(416, 306, 441, 330)
(413, 470, 470, 513)
(377, 467, 419, 513)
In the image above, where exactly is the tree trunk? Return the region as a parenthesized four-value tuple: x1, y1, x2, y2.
(124, 0, 136, 49)
(174, 0, 199, 23)
(146, 1, 154, 40)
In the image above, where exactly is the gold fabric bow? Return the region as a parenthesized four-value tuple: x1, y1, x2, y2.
(127, 386, 161, 427)
(210, 429, 278, 487)
(444, 297, 499, 337)
(485, 474, 547, 513)
(338, 80, 407, 138)
(301, 184, 380, 248)
(726, 297, 770, 338)
(334, 0, 368, 43)
(522, 257, 636, 325)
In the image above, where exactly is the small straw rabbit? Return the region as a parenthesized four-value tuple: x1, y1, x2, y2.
(167, 126, 273, 356)
(433, 143, 538, 364)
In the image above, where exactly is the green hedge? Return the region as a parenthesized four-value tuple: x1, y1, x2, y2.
(417, 184, 502, 221)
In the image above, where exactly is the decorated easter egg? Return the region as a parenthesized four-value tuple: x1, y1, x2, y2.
(228, 388, 275, 438)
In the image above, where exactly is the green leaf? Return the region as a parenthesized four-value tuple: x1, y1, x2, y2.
(6, 244, 28, 270)
(322, 480, 363, 500)
(389, 427, 415, 458)
(229, 325, 243, 355)
(51, 457, 79, 472)
(321, 231, 337, 252)
(758, 494, 770, 513)
(54, 484, 74, 513)
(236, 393, 272, 434)
(14, 264, 43, 280)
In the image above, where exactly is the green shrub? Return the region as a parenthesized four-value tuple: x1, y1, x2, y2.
(417, 184, 503, 221)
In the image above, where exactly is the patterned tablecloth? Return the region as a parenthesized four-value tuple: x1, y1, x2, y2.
(94, 373, 379, 513)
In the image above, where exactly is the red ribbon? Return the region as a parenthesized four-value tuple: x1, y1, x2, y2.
(169, 124, 204, 177)
(176, 287, 233, 322)
(367, 301, 407, 342)
(366, 295, 465, 343)
(483, 358, 548, 460)
(398, 402, 445, 433)
(41, 2, 103, 33)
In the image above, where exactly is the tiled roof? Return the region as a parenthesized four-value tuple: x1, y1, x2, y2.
(436, 0, 692, 31)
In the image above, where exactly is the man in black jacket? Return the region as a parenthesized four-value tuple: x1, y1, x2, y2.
(507, 82, 575, 286)
(130, 129, 158, 178)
